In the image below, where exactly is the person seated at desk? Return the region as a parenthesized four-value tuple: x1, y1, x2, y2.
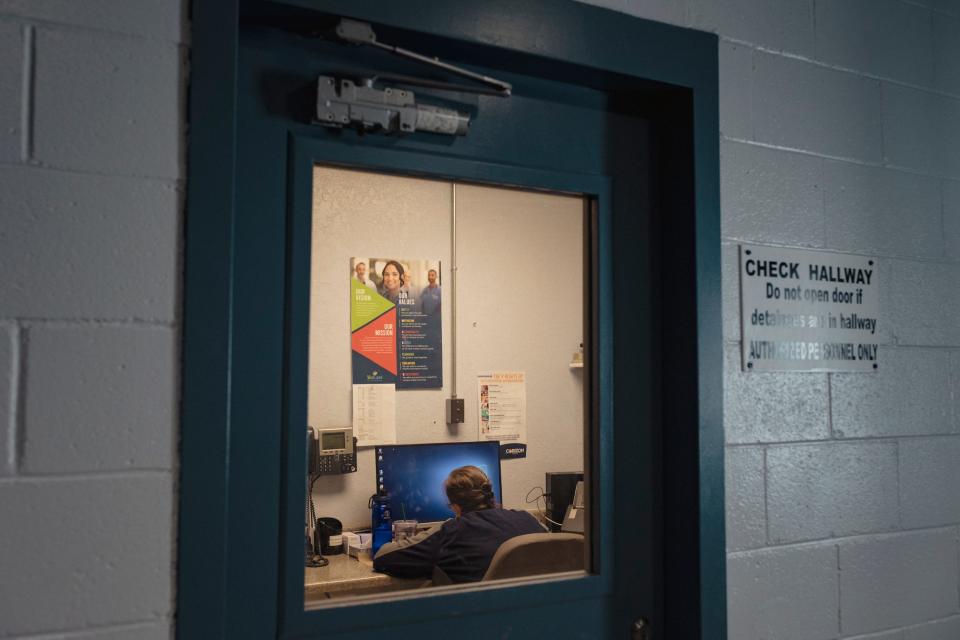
(373, 465, 545, 584)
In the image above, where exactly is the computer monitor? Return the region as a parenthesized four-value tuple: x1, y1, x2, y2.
(375, 441, 502, 523)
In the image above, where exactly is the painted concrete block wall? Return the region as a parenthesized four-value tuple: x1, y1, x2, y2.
(584, 0, 960, 637)
(0, 2, 184, 639)
(0, 0, 957, 639)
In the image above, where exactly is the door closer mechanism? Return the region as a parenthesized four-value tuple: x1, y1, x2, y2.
(315, 18, 511, 137)
(316, 75, 470, 136)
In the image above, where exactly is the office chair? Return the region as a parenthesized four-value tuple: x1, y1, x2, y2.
(482, 532, 584, 581)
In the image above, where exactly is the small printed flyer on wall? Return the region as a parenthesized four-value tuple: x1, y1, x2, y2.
(352, 384, 396, 446)
(350, 257, 443, 389)
(477, 372, 527, 459)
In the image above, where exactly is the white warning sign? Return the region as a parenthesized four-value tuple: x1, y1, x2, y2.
(739, 244, 880, 372)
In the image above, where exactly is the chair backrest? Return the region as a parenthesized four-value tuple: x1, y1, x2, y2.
(481, 532, 584, 581)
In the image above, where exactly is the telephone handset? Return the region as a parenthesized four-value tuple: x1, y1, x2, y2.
(308, 426, 358, 476)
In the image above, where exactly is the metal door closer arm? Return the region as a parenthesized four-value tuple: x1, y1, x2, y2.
(316, 18, 512, 136)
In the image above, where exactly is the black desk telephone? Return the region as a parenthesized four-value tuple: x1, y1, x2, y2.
(307, 426, 358, 475)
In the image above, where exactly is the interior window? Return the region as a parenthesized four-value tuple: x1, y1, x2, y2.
(304, 166, 589, 605)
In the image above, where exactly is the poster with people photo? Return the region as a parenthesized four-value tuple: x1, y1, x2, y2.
(350, 257, 443, 389)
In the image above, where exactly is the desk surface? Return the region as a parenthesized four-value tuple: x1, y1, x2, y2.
(305, 553, 422, 601)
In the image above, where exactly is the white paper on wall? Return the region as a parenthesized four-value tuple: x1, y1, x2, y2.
(352, 383, 396, 446)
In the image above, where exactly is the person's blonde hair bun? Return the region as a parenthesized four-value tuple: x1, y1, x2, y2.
(444, 466, 497, 513)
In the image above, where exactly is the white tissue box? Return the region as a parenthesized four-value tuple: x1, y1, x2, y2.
(342, 532, 371, 558)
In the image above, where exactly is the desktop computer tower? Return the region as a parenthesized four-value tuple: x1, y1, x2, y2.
(545, 471, 583, 533)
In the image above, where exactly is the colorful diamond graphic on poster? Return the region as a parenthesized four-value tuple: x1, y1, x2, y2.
(351, 280, 393, 332)
(351, 307, 398, 382)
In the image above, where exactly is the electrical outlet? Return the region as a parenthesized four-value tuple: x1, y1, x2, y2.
(445, 397, 465, 424)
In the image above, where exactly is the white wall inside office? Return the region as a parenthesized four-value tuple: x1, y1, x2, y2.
(309, 167, 584, 529)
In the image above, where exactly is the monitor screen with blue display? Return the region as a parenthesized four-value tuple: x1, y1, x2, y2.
(375, 441, 502, 523)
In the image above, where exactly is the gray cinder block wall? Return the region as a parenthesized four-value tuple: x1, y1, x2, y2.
(0, 1, 957, 639)
(602, 0, 960, 638)
(0, 2, 184, 639)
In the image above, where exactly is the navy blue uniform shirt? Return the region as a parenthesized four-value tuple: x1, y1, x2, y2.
(373, 508, 545, 584)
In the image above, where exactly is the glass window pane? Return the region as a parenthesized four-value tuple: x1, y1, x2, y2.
(304, 166, 590, 606)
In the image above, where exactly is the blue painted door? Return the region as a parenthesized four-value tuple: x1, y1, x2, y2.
(242, 21, 649, 638)
(177, 1, 723, 638)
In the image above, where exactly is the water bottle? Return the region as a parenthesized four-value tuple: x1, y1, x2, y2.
(369, 492, 392, 557)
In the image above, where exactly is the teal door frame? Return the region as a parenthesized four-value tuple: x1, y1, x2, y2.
(178, 1, 723, 638)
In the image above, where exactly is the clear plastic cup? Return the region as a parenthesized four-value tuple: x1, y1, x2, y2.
(392, 520, 418, 543)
